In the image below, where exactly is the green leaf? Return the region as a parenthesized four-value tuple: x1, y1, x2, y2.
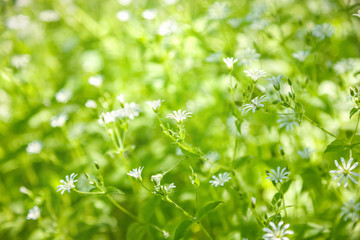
(350, 107, 359, 119)
(126, 223, 146, 240)
(280, 179, 292, 194)
(196, 201, 223, 221)
(324, 139, 348, 153)
(174, 220, 194, 240)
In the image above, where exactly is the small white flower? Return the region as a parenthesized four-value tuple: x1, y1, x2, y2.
(205, 52, 222, 63)
(55, 89, 72, 103)
(263, 221, 294, 240)
(312, 23, 334, 40)
(277, 111, 299, 132)
(241, 95, 267, 114)
(20, 186, 31, 195)
(85, 99, 97, 109)
(88, 75, 103, 87)
(167, 109, 192, 124)
(116, 94, 125, 104)
(154, 183, 176, 196)
(51, 113, 68, 127)
(26, 140, 43, 154)
(6, 14, 30, 30)
(223, 57, 238, 70)
(341, 199, 360, 222)
(146, 99, 164, 113)
(57, 173, 78, 194)
(297, 147, 314, 159)
(353, 10, 360, 18)
(99, 109, 125, 124)
(151, 173, 164, 186)
(39, 10, 60, 22)
(236, 48, 260, 66)
(11, 54, 30, 68)
(118, 0, 131, 5)
(266, 166, 290, 183)
(334, 58, 354, 75)
(244, 68, 266, 82)
(117, 10, 131, 22)
(162, 231, 170, 239)
(268, 74, 282, 90)
(292, 51, 310, 62)
(158, 20, 179, 36)
(127, 166, 144, 181)
(142, 9, 157, 20)
(26, 206, 40, 220)
(124, 102, 140, 119)
(208, 2, 229, 20)
(329, 157, 360, 188)
(209, 172, 231, 187)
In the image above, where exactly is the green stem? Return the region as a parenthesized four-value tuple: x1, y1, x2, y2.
(166, 197, 196, 220)
(73, 189, 106, 195)
(350, 113, 360, 145)
(199, 223, 213, 240)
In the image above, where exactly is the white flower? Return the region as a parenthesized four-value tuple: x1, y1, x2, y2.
(51, 113, 68, 127)
(162, 231, 170, 239)
(99, 109, 125, 124)
(209, 172, 231, 187)
(266, 166, 290, 183)
(6, 14, 30, 30)
(277, 111, 299, 132)
(162, 0, 177, 5)
(20, 186, 31, 195)
(57, 173, 78, 194)
(16, 0, 32, 7)
(124, 102, 140, 119)
(151, 173, 164, 186)
(353, 10, 360, 18)
(118, 0, 131, 5)
(85, 99, 97, 109)
(341, 199, 360, 222)
(263, 221, 294, 240)
(146, 99, 164, 113)
(142, 9, 157, 20)
(116, 94, 125, 104)
(205, 52, 222, 63)
(268, 74, 282, 90)
(312, 23, 334, 40)
(244, 68, 266, 82)
(329, 157, 360, 188)
(292, 51, 310, 62)
(154, 183, 176, 196)
(26, 140, 43, 154)
(208, 2, 229, 20)
(297, 147, 314, 159)
(223, 57, 238, 70)
(158, 20, 179, 36)
(88, 75, 103, 87)
(55, 89, 72, 103)
(11, 54, 31, 68)
(117, 10, 131, 22)
(167, 109, 192, 124)
(227, 18, 242, 28)
(236, 48, 260, 66)
(39, 10, 60, 22)
(127, 166, 144, 181)
(334, 58, 354, 75)
(26, 206, 40, 220)
(241, 95, 267, 114)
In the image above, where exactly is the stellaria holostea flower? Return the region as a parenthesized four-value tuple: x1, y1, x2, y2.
(146, 99, 164, 113)
(167, 109, 192, 124)
(26, 206, 40, 220)
(223, 57, 238, 70)
(26, 140, 43, 154)
(341, 199, 360, 222)
(127, 166, 144, 181)
(329, 157, 360, 188)
(266, 166, 290, 184)
(244, 68, 266, 82)
(262, 221, 294, 240)
(88, 75, 103, 87)
(209, 172, 231, 187)
(57, 173, 78, 194)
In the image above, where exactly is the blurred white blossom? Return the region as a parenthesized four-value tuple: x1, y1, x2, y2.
(26, 206, 40, 220)
(208, 2, 229, 20)
(146, 99, 164, 113)
(88, 75, 103, 87)
(142, 9, 157, 20)
(277, 112, 299, 132)
(312, 23, 334, 40)
(39, 10, 60, 22)
(244, 68, 266, 82)
(292, 50, 310, 62)
(333, 58, 354, 75)
(158, 20, 179, 36)
(124, 102, 140, 119)
(341, 199, 360, 222)
(55, 89, 72, 103)
(209, 172, 231, 187)
(117, 10, 131, 22)
(353, 10, 360, 18)
(26, 140, 43, 154)
(242, 95, 267, 114)
(263, 221, 294, 240)
(236, 48, 260, 66)
(118, 0, 131, 5)
(297, 147, 314, 159)
(6, 15, 30, 30)
(11, 54, 30, 68)
(51, 113, 68, 127)
(85, 99, 97, 109)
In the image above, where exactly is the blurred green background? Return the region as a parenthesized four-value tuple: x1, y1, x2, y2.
(1, 0, 360, 239)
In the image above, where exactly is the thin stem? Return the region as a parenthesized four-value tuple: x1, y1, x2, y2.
(73, 189, 106, 195)
(232, 134, 238, 168)
(199, 223, 213, 240)
(166, 197, 196, 220)
(106, 195, 141, 221)
(350, 113, 360, 145)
